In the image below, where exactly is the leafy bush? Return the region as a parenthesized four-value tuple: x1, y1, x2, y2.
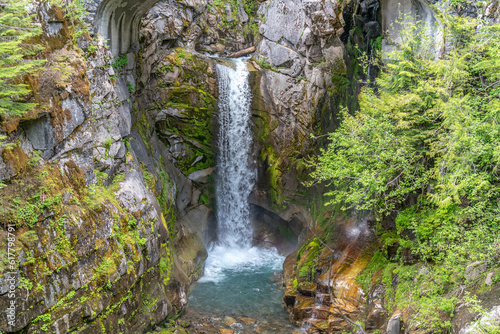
(310, 14, 500, 332)
(112, 54, 128, 69)
(310, 17, 500, 220)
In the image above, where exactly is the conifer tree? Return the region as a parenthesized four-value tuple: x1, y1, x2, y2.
(0, 0, 44, 119)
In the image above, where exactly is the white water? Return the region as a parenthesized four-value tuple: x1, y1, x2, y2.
(200, 57, 284, 283)
(187, 57, 298, 333)
(215, 58, 255, 249)
(199, 246, 284, 284)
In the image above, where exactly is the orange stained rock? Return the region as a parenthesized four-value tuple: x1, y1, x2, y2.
(294, 295, 316, 309)
(329, 298, 359, 315)
(219, 329, 234, 334)
(239, 317, 256, 325)
(223, 316, 237, 326)
(318, 241, 372, 309)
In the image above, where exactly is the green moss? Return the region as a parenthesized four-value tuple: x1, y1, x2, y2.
(277, 224, 295, 240)
(155, 65, 217, 174)
(199, 191, 210, 206)
(355, 249, 388, 293)
(32, 313, 51, 331)
(296, 238, 322, 282)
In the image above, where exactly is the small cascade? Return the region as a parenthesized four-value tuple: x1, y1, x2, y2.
(301, 293, 331, 333)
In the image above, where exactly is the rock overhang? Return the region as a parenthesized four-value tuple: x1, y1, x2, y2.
(86, 0, 163, 55)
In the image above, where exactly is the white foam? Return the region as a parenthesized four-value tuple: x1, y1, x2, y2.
(199, 246, 284, 283)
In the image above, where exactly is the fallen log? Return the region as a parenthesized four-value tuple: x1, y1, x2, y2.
(226, 46, 256, 58)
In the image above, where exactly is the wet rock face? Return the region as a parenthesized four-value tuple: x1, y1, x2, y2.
(282, 216, 379, 333)
(249, 0, 346, 216)
(380, 0, 444, 57)
(250, 204, 299, 256)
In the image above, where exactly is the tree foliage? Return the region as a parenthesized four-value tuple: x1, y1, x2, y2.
(311, 15, 500, 223)
(311, 14, 500, 331)
(0, 0, 45, 119)
(0, 0, 90, 121)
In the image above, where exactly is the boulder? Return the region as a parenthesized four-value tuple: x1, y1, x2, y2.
(187, 167, 215, 183)
(258, 39, 303, 77)
(224, 316, 237, 326)
(239, 317, 256, 325)
(23, 115, 56, 152)
(464, 261, 487, 281)
(459, 305, 500, 334)
(486, 272, 494, 286)
(60, 97, 86, 139)
(219, 329, 234, 334)
(387, 313, 401, 334)
(176, 204, 216, 247)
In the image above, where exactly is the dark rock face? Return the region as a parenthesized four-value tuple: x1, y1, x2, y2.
(250, 204, 299, 255)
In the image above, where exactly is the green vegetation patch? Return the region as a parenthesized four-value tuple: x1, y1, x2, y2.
(310, 14, 500, 332)
(296, 238, 322, 283)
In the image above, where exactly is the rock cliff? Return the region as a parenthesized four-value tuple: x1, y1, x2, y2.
(273, 1, 500, 333)
(0, 0, 300, 332)
(1, 0, 500, 333)
(0, 1, 221, 332)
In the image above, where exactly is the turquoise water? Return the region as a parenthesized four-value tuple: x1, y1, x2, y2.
(183, 59, 301, 333)
(187, 246, 300, 333)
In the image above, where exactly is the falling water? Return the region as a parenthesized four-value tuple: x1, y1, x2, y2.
(215, 58, 254, 248)
(186, 58, 299, 333)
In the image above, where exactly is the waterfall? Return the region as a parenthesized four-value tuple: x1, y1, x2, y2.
(195, 57, 283, 290)
(215, 58, 254, 249)
(189, 60, 290, 329)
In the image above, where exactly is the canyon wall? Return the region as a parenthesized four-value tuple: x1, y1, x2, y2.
(1, 0, 500, 333)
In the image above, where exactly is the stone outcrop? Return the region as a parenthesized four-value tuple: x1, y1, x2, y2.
(0, 1, 221, 332)
(238, 0, 348, 260)
(254, 0, 345, 153)
(282, 216, 380, 333)
(458, 305, 500, 334)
